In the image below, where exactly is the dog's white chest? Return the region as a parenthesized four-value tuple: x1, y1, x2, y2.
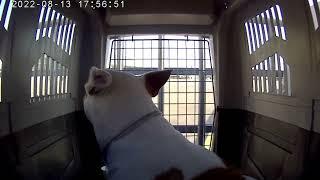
(104, 116, 225, 180)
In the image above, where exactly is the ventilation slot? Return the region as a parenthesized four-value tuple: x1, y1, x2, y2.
(68, 24, 76, 55)
(245, 5, 287, 54)
(251, 53, 291, 96)
(48, 10, 56, 38)
(30, 54, 70, 102)
(0, 0, 13, 30)
(308, 0, 320, 30)
(57, 15, 64, 46)
(245, 22, 253, 54)
(35, 7, 76, 54)
(42, 7, 51, 38)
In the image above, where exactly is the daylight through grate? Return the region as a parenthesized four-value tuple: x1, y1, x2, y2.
(245, 5, 287, 54)
(30, 53, 70, 103)
(0, 0, 13, 30)
(251, 53, 291, 96)
(308, 0, 320, 30)
(107, 35, 216, 150)
(35, 7, 76, 55)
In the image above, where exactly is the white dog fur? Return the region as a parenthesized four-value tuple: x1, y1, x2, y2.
(83, 67, 229, 180)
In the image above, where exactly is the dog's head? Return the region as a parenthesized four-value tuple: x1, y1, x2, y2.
(83, 67, 171, 123)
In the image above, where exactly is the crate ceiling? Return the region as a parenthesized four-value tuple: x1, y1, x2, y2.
(103, 0, 236, 26)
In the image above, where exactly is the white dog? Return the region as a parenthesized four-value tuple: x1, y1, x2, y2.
(83, 67, 251, 180)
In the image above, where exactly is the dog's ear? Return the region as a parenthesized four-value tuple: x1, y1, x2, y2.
(85, 66, 112, 96)
(144, 70, 172, 97)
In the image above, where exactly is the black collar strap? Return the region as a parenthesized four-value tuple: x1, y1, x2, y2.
(102, 110, 162, 162)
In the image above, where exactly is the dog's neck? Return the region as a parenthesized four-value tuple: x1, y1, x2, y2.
(87, 92, 158, 149)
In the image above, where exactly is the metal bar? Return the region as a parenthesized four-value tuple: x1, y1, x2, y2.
(184, 39, 188, 138)
(254, 65, 259, 92)
(275, 53, 282, 94)
(268, 56, 273, 93)
(176, 40, 179, 127)
(283, 57, 288, 96)
(112, 39, 214, 42)
(47, 56, 51, 96)
(43, 54, 48, 97)
(158, 35, 164, 112)
(65, 68, 69, 93)
(31, 62, 36, 100)
(58, 63, 62, 96)
(50, 58, 54, 96)
(61, 65, 65, 94)
(193, 40, 197, 143)
(252, 67, 257, 92)
(198, 39, 205, 146)
(58, 63, 63, 95)
(206, 39, 217, 150)
(108, 40, 114, 69)
(52, 60, 57, 96)
(252, 75, 256, 92)
(257, 65, 261, 92)
(286, 64, 291, 96)
(260, 62, 265, 93)
(173, 125, 213, 133)
(123, 39, 127, 69)
(278, 55, 283, 95)
(109, 47, 222, 50)
(116, 40, 121, 70)
(133, 38, 136, 68)
(168, 39, 171, 124)
(142, 39, 144, 68)
(263, 59, 269, 93)
(121, 67, 213, 75)
(271, 55, 277, 94)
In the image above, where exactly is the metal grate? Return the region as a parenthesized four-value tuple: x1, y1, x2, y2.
(107, 35, 216, 150)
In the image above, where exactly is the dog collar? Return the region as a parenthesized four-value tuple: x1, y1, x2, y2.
(102, 110, 162, 162)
